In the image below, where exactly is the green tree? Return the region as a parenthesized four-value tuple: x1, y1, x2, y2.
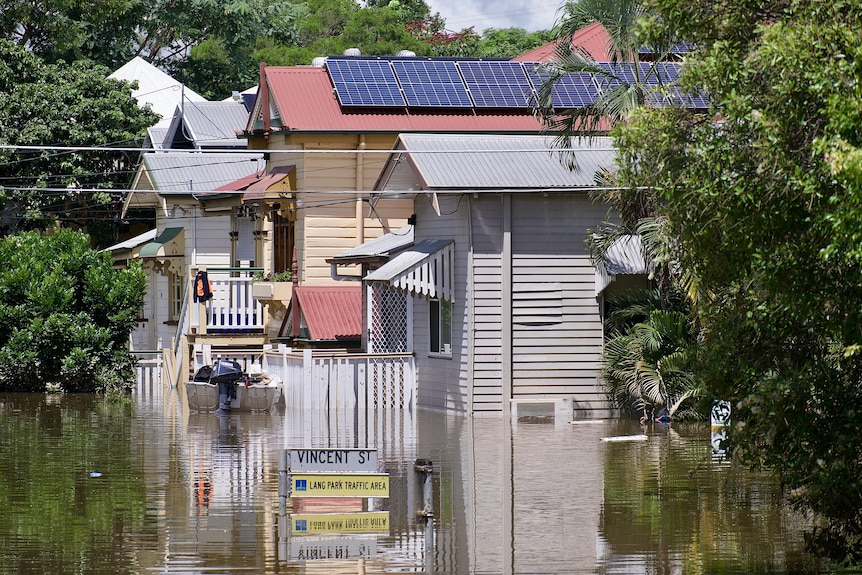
(602, 288, 701, 420)
(534, 0, 680, 143)
(0, 40, 158, 236)
(472, 27, 553, 58)
(254, 1, 434, 65)
(614, 0, 862, 562)
(0, 230, 146, 394)
(0, 0, 305, 98)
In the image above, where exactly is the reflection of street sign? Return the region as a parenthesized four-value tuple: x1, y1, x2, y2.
(288, 449, 378, 472)
(290, 511, 390, 535)
(290, 473, 389, 497)
(711, 400, 731, 428)
(286, 537, 377, 560)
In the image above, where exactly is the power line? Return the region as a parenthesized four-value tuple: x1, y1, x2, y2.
(0, 144, 616, 154)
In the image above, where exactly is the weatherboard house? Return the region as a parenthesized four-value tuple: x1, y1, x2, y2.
(326, 133, 647, 418)
(119, 51, 693, 415)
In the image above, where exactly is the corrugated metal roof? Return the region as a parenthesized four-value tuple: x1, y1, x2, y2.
(595, 235, 649, 295)
(385, 134, 616, 190)
(103, 229, 157, 253)
(512, 22, 613, 63)
(293, 286, 362, 341)
(109, 57, 206, 122)
(250, 67, 546, 134)
(142, 152, 265, 193)
(165, 101, 249, 148)
(364, 239, 454, 300)
(329, 226, 414, 262)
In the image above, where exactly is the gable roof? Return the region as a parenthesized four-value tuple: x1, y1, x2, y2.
(163, 101, 249, 149)
(244, 65, 546, 135)
(377, 133, 616, 190)
(109, 57, 206, 124)
(512, 22, 614, 63)
(328, 225, 414, 264)
(289, 285, 362, 341)
(139, 152, 265, 194)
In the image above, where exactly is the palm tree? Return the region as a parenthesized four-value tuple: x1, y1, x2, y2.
(535, 0, 703, 417)
(602, 288, 701, 420)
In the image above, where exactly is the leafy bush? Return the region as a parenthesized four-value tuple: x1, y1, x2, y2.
(0, 231, 146, 393)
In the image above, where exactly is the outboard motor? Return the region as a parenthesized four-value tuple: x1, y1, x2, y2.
(209, 359, 245, 415)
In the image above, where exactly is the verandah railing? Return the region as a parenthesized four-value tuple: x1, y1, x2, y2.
(188, 268, 265, 334)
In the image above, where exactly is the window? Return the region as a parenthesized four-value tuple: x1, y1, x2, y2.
(430, 298, 452, 355)
(169, 269, 184, 321)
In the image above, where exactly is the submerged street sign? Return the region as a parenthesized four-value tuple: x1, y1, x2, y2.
(290, 511, 390, 535)
(288, 449, 378, 473)
(291, 473, 389, 497)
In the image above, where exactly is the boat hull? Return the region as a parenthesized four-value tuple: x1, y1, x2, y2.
(185, 381, 282, 412)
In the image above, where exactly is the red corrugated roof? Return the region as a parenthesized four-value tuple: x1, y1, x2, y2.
(252, 66, 546, 134)
(512, 22, 613, 63)
(215, 165, 294, 202)
(293, 285, 361, 341)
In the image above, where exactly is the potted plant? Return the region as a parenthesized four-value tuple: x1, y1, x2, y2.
(251, 270, 293, 302)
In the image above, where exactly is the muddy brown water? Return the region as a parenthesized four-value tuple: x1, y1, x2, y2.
(0, 389, 849, 574)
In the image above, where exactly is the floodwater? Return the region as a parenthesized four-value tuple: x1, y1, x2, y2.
(0, 388, 855, 575)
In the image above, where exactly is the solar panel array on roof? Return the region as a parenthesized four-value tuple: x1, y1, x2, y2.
(324, 57, 709, 111)
(392, 60, 472, 107)
(459, 61, 534, 108)
(525, 63, 600, 109)
(327, 58, 405, 107)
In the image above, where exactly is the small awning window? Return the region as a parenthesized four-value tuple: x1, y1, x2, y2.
(140, 227, 184, 259)
(594, 235, 648, 295)
(364, 239, 454, 301)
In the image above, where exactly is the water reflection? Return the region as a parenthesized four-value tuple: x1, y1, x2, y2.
(0, 391, 849, 574)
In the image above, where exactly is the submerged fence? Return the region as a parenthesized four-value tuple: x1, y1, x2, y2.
(186, 345, 417, 455)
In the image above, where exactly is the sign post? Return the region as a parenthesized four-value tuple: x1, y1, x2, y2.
(278, 448, 390, 564)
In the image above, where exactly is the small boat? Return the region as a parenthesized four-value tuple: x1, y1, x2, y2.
(185, 359, 282, 413)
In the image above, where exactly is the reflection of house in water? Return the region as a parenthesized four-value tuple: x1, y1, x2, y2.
(180, 412, 281, 568)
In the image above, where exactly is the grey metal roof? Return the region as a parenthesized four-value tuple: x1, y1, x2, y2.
(165, 101, 249, 148)
(365, 239, 453, 282)
(330, 225, 414, 262)
(142, 152, 265, 193)
(386, 134, 617, 190)
(606, 235, 647, 276)
(595, 235, 649, 295)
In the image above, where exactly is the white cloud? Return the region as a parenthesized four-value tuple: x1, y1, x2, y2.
(428, 0, 563, 33)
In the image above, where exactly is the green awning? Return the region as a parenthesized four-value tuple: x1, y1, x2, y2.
(140, 227, 184, 258)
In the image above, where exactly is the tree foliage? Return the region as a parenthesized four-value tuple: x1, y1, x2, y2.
(0, 230, 146, 393)
(615, 0, 862, 562)
(0, 40, 158, 236)
(0, 0, 306, 98)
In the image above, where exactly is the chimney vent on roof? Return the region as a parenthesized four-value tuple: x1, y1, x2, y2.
(395, 50, 416, 57)
(343, 47, 362, 56)
(312, 56, 327, 67)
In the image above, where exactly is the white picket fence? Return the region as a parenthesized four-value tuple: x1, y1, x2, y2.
(133, 352, 164, 400)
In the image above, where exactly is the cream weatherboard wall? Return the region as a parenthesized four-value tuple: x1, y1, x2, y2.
(249, 133, 413, 284)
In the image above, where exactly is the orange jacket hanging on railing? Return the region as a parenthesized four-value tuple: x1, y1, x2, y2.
(193, 270, 213, 303)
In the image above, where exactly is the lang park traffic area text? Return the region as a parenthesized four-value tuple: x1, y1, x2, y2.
(291, 473, 389, 497)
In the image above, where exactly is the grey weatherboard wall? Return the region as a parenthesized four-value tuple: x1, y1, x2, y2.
(410, 191, 610, 417)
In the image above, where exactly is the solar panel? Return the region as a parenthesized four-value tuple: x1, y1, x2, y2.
(391, 60, 472, 107)
(326, 58, 406, 107)
(458, 61, 534, 108)
(526, 63, 600, 109)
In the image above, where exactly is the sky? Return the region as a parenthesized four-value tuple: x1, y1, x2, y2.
(427, 0, 564, 34)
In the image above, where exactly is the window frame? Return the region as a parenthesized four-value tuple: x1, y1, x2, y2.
(429, 297, 452, 356)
